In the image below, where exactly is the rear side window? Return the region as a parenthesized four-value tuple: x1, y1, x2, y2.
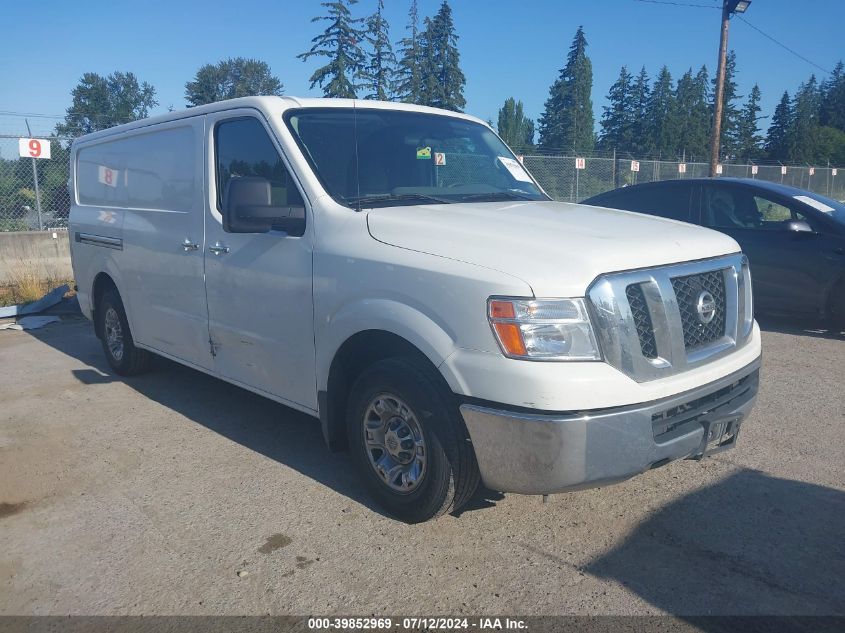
(600, 185, 692, 222)
(76, 126, 196, 211)
(215, 117, 303, 210)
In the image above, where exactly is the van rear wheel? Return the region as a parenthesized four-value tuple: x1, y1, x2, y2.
(347, 358, 480, 523)
(97, 289, 151, 376)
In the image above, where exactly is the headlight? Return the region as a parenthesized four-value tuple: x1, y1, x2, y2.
(487, 297, 601, 361)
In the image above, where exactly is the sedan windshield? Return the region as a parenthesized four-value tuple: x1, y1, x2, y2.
(284, 107, 547, 208)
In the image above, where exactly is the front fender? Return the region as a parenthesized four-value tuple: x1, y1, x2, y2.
(316, 298, 458, 392)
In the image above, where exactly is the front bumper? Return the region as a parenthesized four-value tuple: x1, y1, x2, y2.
(460, 356, 761, 495)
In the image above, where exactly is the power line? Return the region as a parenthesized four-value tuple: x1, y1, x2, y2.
(0, 110, 64, 119)
(633, 0, 719, 9)
(735, 15, 832, 75)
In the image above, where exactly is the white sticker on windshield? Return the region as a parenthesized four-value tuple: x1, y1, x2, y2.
(498, 156, 533, 183)
(793, 195, 835, 213)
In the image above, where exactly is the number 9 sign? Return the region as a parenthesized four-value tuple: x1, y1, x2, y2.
(19, 137, 51, 160)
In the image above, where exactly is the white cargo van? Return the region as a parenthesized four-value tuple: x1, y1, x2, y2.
(69, 97, 761, 522)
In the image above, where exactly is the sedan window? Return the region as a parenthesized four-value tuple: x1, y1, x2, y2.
(703, 186, 814, 231)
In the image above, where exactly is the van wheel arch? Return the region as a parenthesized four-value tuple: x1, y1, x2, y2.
(92, 273, 119, 339)
(320, 330, 450, 452)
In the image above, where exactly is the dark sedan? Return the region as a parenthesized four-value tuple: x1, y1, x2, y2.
(584, 178, 845, 327)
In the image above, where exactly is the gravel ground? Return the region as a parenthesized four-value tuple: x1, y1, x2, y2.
(0, 315, 843, 616)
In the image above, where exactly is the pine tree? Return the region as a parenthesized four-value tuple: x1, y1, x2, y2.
(598, 66, 633, 152)
(629, 66, 650, 155)
(714, 51, 741, 158)
(298, 0, 366, 99)
(395, 0, 423, 103)
(361, 0, 396, 100)
(538, 26, 595, 153)
(765, 91, 793, 160)
(497, 97, 535, 153)
(418, 17, 440, 107)
(672, 69, 696, 156)
(418, 1, 466, 111)
(819, 61, 845, 132)
(692, 65, 712, 158)
(788, 76, 821, 162)
(645, 66, 674, 156)
(734, 84, 763, 161)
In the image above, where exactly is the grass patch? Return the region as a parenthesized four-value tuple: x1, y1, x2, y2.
(0, 260, 74, 307)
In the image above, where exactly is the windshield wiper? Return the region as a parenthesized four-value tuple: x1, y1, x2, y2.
(346, 192, 453, 208)
(456, 191, 536, 202)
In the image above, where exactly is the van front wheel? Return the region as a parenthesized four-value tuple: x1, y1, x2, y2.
(97, 289, 151, 376)
(347, 358, 479, 523)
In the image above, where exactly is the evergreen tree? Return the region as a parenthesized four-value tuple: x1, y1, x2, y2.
(538, 26, 595, 153)
(185, 58, 283, 107)
(418, 17, 440, 107)
(644, 66, 674, 155)
(692, 65, 712, 158)
(714, 50, 741, 158)
(598, 66, 634, 152)
(497, 97, 535, 153)
(734, 84, 763, 161)
(298, 0, 366, 98)
(418, 1, 466, 111)
(788, 76, 821, 162)
(671, 66, 711, 159)
(819, 61, 845, 132)
(629, 66, 651, 155)
(395, 0, 423, 103)
(765, 91, 793, 160)
(672, 69, 698, 157)
(56, 71, 157, 137)
(361, 0, 396, 100)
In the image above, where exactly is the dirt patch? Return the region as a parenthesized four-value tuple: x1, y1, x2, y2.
(258, 533, 293, 554)
(0, 501, 27, 519)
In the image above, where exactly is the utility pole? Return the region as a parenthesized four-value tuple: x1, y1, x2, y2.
(709, 0, 751, 177)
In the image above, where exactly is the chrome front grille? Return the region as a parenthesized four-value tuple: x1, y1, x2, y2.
(587, 254, 754, 382)
(671, 270, 727, 351)
(626, 283, 658, 359)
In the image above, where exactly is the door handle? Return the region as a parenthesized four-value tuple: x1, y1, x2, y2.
(182, 238, 199, 252)
(209, 242, 230, 255)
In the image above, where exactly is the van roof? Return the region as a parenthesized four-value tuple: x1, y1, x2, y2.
(73, 96, 489, 145)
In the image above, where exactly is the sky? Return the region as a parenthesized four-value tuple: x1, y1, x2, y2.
(0, 0, 843, 138)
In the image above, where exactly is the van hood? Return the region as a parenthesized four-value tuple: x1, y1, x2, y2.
(366, 200, 741, 296)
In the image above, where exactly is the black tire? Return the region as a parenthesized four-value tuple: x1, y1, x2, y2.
(97, 288, 151, 376)
(347, 358, 480, 523)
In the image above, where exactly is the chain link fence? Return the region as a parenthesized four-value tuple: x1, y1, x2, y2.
(1, 131, 843, 232)
(522, 155, 845, 204)
(1, 135, 73, 231)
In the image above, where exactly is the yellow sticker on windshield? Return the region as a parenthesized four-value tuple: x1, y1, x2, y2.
(416, 146, 431, 160)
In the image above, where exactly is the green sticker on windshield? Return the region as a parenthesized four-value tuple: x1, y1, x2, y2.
(416, 146, 431, 160)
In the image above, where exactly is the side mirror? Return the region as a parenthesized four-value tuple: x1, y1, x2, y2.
(223, 177, 306, 235)
(785, 219, 814, 234)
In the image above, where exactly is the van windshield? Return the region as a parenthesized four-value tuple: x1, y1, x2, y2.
(284, 107, 547, 208)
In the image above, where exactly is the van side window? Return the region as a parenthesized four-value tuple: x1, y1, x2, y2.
(76, 126, 196, 211)
(215, 117, 303, 211)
